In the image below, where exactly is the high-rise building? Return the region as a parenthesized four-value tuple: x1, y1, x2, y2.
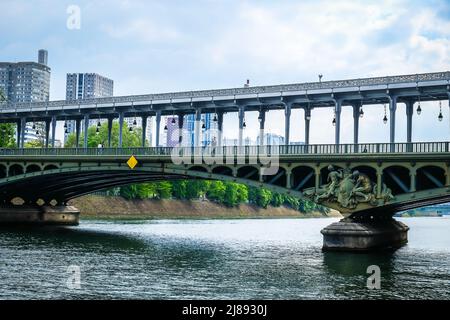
(0, 50, 51, 144)
(256, 133, 285, 146)
(163, 116, 180, 147)
(184, 113, 218, 147)
(64, 73, 114, 144)
(65, 73, 113, 100)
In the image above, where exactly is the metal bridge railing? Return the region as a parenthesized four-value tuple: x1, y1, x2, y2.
(0, 142, 449, 157)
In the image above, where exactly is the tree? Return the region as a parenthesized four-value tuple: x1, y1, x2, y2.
(0, 89, 16, 148)
(249, 187, 272, 208)
(172, 180, 188, 199)
(223, 182, 248, 207)
(155, 181, 172, 199)
(24, 139, 45, 148)
(206, 181, 226, 202)
(65, 121, 143, 148)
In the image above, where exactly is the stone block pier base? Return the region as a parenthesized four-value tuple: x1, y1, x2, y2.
(321, 218, 409, 251)
(0, 205, 79, 226)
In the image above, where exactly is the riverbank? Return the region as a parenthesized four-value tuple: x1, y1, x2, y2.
(68, 195, 342, 220)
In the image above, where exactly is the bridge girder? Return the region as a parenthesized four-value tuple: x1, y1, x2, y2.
(0, 151, 449, 218)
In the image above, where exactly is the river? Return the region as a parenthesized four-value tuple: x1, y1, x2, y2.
(0, 217, 449, 299)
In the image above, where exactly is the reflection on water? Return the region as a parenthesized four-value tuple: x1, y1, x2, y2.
(0, 217, 449, 299)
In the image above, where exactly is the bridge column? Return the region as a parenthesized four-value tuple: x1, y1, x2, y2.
(286, 169, 292, 189)
(238, 105, 245, 147)
(141, 115, 148, 147)
(20, 117, 26, 148)
(107, 117, 113, 147)
(155, 110, 161, 147)
(217, 112, 224, 147)
(314, 167, 321, 191)
(446, 164, 450, 186)
(405, 100, 414, 152)
(376, 169, 382, 198)
(75, 118, 81, 148)
(352, 103, 360, 146)
(389, 95, 397, 146)
(118, 112, 124, 148)
(304, 107, 311, 146)
(410, 168, 417, 192)
(334, 99, 342, 145)
(83, 114, 89, 148)
(194, 108, 202, 148)
(177, 114, 184, 145)
(284, 103, 291, 145)
(16, 119, 21, 148)
(258, 110, 266, 146)
(44, 119, 51, 148)
(51, 116, 57, 148)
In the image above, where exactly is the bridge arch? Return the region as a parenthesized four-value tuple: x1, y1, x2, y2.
(43, 164, 59, 171)
(416, 165, 446, 191)
(351, 165, 377, 184)
(291, 166, 315, 191)
(9, 164, 24, 177)
(263, 167, 287, 187)
(0, 164, 6, 179)
(187, 165, 209, 173)
(236, 165, 260, 181)
(26, 164, 42, 174)
(382, 165, 411, 195)
(211, 166, 233, 176)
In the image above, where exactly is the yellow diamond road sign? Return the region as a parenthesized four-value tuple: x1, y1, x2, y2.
(127, 155, 138, 169)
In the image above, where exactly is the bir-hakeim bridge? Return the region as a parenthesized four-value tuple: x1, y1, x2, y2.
(0, 71, 450, 251)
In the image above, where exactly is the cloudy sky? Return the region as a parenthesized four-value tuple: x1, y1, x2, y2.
(1, 0, 450, 143)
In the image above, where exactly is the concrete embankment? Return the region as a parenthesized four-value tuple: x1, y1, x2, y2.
(68, 195, 342, 220)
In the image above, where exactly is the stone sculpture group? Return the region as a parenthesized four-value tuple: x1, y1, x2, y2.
(307, 165, 394, 209)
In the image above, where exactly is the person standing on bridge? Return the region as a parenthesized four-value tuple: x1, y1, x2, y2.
(98, 142, 103, 155)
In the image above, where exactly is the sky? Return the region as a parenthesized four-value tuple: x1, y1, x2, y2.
(1, 0, 450, 144)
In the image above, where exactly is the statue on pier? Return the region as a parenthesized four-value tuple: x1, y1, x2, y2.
(308, 166, 394, 209)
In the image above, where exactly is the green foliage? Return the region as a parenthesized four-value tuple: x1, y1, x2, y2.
(155, 181, 172, 199)
(0, 89, 16, 148)
(24, 139, 45, 148)
(0, 123, 16, 148)
(248, 187, 272, 208)
(172, 180, 188, 199)
(270, 192, 284, 207)
(112, 179, 327, 213)
(206, 180, 226, 202)
(223, 182, 248, 207)
(65, 121, 143, 148)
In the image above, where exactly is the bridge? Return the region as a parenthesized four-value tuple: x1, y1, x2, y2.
(1, 71, 450, 251)
(1, 71, 450, 148)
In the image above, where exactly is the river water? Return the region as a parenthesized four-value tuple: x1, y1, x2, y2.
(0, 217, 449, 299)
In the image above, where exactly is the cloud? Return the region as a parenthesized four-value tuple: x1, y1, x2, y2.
(1, 0, 449, 143)
(101, 19, 180, 43)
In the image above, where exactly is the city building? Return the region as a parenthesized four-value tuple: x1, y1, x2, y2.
(162, 116, 180, 147)
(184, 113, 218, 147)
(0, 50, 50, 143)
(64, 73, 114, 144)
(256, 133, 285, 146)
